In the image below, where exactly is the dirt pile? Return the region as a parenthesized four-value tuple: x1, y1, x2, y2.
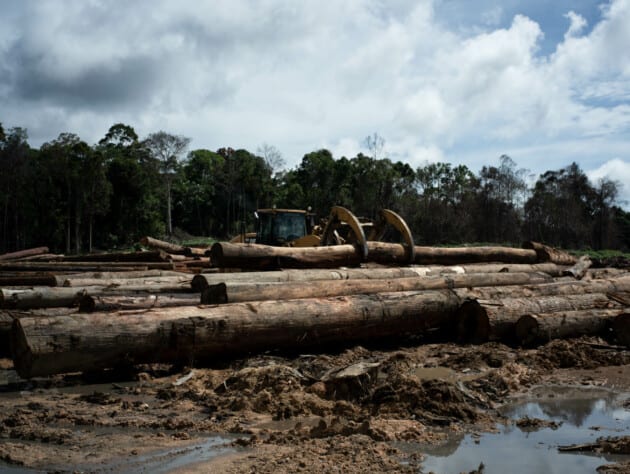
(0, 337, 629, 472)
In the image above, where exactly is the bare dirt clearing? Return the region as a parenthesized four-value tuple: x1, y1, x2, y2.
(2, 336, 630, 473)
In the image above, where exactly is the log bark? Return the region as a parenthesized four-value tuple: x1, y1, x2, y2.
(522, 241, 577, 265)
(190, 263, 565, 291)
(1, 287, 86, 309)
(62, 275, 193, 288)
(0, 247, 50, 261)
(453, 276, 630, 301)
(456, 292, 621, 344)
(59, 269, 184, 284)
(78, 293, 200, 312)
(201, 271, 553, 304)
(59, 250, 170, 263)
(0, 274, 58, 287)
(611, 313, 630, 347)
(515, 309, 627, 346)
(210, 242, 362, 269)
(12, 290, 462, 378)
(562, 256, 592, 279)
(0, 262, 173, 271)
(140, 236, 187, 255)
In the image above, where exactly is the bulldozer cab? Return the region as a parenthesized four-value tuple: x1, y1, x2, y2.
(255, 209, 309, 246)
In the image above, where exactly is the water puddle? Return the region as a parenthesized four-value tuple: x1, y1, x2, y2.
(420, 387, 630, 474)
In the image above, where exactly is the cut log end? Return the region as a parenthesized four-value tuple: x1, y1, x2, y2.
(514, 314, 539, 347)
(611, 313, 630, 347)
(455, 300, 490, 344)
(10, 319, 33, 379)
(201, 283, 228, 305)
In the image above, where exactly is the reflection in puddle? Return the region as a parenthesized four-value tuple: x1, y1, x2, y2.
(421, 388, 630, 474)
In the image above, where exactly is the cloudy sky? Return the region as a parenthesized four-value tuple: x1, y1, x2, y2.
(1, 0, 629, 203)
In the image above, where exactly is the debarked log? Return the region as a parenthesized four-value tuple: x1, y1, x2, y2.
(210, 242, 362, 269)
(453, 276, 630, 301)
(0, 247, 50, 261)
(190, 263, 566, 291)
(62, 275, 193, 288)
(522, 241, 577, 265)
(515, 309, 628, 346)
(1, 287, 86, 310)
(201, 271, 554, 304)
(78, 293, 200, 312)
(366, 242, 538, 266)
(12, 290, 462, 378)
(456, 292, 622, 344)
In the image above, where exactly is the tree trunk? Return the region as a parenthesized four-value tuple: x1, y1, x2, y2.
(366, 242, 538, 265)
(456, 292, 622, 344)
(0, 274, 58, 287)
(201, 271, 553, 304)
(0, 247, 50, 261)
(1, 287, 86, 310)
(0, 262, 160, 272)
(515, 309, 627, 346)
(190, 263, 566, 291)
(61, 275, 193, 288)
(12, 290, 462, 378)
(562, 256, 592, 279)
(452, 276, 630, 301)
(60, 250, 170, 262)
(522, 241, 577, 265)
(210, 242, 362, 269)
(78, 293, 200, 312)
(140, 236, 187, 255)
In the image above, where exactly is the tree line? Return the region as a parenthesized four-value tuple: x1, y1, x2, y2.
(1, 122, 628, 254)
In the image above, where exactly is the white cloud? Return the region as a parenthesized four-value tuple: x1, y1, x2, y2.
(587, 158, 630, 206)
(564, 11, 588, 39)
(0, 0, 628, 181)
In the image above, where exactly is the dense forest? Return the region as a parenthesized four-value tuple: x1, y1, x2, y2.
(1, 122, 629, 254)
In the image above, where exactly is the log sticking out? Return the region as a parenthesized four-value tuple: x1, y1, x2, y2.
(201, 272, 554, 304)
(515, 309, 628, 346)
(456, 292, 622, 344)
(12, 290, 462, 378)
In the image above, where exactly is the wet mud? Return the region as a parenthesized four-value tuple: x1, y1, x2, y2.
(1, 336, 630, 472)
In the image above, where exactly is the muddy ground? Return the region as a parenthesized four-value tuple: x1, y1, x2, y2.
(1, 337, 630, 473)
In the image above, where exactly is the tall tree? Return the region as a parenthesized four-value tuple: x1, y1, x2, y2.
(145, 131, 191, 236)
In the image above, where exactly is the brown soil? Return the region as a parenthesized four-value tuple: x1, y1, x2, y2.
(0, 336, 629, 472)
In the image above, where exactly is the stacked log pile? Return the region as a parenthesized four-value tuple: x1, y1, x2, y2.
(1, 242, 628, 378)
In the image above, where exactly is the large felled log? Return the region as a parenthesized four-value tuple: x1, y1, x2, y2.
(562, 255, 592, 279)
(515, 309, 628, 346)
(12, 290, 462, 378)
(1, 287, 86, 309)
(202, 271, 553, 304)
(522, 241, 577, 265)
(0, 247, 50, 261)
(140, 236, 187, 255)
(0, 262, 160, 272)
(456, 292, 621, 344)
(59, 250, 171, 263)
(191, 263, 566, 291)
(0, 273, 58, 287)
(453, 276, 630, 300)
(58, 269, 184, 285)
(367, 242, 538, 266)
(62, 275, 193, 288)
(210, 242, 362, 269)
(79, 293, 200, 312)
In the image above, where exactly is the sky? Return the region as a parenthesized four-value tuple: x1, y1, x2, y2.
(1, 0, 629, 205)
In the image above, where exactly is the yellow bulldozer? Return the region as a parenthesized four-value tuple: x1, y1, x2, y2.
(231, 206, 415, 262)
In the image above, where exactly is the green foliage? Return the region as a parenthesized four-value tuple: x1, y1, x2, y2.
(0, 122, 627, 253)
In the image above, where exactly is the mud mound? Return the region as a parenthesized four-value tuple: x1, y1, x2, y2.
(518, 339, 630, 370)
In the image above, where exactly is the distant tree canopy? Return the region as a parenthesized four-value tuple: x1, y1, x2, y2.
(0, 120, 628, 253)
